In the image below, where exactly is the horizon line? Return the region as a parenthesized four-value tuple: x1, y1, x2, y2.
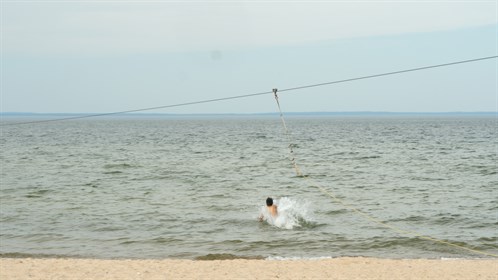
(2, 111, 496, 116)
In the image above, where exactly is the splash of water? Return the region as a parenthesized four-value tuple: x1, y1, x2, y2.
(259, 197, 314, 229)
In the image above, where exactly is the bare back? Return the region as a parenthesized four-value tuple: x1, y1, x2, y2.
(268, 205, 278, 217)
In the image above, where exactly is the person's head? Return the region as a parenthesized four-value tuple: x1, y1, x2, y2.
(266, 197, 273, 206)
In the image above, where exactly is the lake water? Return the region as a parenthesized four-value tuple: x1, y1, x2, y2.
(0, 115, 496, 259)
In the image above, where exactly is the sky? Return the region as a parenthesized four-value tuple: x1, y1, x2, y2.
(1, 0, 497, 114)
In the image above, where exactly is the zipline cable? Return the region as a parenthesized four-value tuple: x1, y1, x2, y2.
(1, 55, 496, 126)
(278, 55, 498, 93)
(0, 91, 273, 126)
(272, 89, 498, 258)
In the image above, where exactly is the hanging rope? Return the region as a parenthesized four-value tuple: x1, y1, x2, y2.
(272, 90, 498, 258)
(273, 88, 303, 177)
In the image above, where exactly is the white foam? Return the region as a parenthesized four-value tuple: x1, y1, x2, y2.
(259, 197, 314, 229)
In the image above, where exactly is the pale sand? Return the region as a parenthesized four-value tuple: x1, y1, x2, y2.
(1, 257, 497, 279)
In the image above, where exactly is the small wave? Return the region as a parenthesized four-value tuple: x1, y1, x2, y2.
(387, 215, 427, 223)
(353, 155, 381, 160)
(477, 237, 497, 243)
(0, 252, 80, 259)
(94, 226, 125, 232)
(355, 236, 493, 257)
(103, 171, 123, 174)
(475, 237, 498, 250)
(195, 253, 264, 260)
(431, 214, 466, 226)
(266, 256, 333, 261)
(103, 163, 135, 169)
(25, 189, 51, 198)
(324, 209, 349, 216)
(118, 237, 182, 246)
(411, 176, 448, 181)
(362, 237, 428, 250)
(149, 237, 183, 244)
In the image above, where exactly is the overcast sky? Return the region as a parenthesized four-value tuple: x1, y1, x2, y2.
(1, 0, 497, 114)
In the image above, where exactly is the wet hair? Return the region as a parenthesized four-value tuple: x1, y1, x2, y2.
(266, 197, 273, 206)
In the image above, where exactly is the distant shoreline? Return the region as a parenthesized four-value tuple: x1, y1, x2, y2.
(1, 111, 496, 117)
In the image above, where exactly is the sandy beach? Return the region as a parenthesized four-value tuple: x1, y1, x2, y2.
(1, 257, 496, 280)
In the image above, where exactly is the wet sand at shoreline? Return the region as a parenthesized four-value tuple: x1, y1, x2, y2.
(1, 257, 497, 279)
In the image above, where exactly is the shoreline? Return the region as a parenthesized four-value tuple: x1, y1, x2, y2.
(1, 257, 496, 279)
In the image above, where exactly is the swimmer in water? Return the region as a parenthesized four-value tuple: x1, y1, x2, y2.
(258, 197, 278, 221)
